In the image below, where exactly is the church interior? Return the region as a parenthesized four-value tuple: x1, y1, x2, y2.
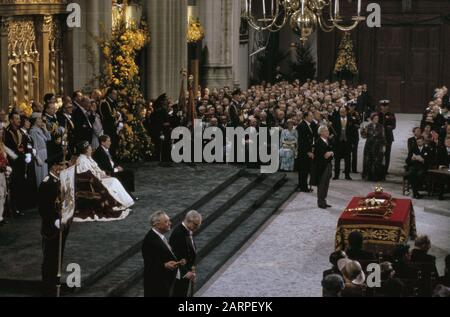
(0, 0, 449, 299)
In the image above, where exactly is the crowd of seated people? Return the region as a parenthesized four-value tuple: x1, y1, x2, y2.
(322, 232, 449, 297)
(405, 86, 450, 200)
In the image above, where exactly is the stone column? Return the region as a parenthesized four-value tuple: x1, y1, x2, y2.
(0, 17, 10, 110)
(198, 0, 240, 89)
(85, 0, 100, 90)
(144, 0, 188, 100)
(71, 0, 112, 92)
(37, 15, 52, 96)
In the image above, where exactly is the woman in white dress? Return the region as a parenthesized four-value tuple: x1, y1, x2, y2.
(75, 141, 133, 222)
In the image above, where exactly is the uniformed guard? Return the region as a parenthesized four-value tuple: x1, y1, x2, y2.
(39, 161, 70, 297)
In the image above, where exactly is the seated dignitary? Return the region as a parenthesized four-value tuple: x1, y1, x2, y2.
(74, 141, 133, 222)
(142, 211, 185, 297)
(170, 210, 203, 297)
(93, 135, 137, 200)
(406, 136, 432, 199)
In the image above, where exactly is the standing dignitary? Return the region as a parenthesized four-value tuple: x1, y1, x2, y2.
(348, 102, 362, 173)
(148, 94, 169, 161)
(4, 112, 27, 216)
(99, 88, 120, 158)
(332, 107, 352, 180)
(313, 126, 334, 209)
(39, 161, 71, 296)
(142, 211, 183, 297)
(170, 211, 203, 297)
(297, 111, 316, 192)
(379, 100, 396, 175)
(72, 96, 94, 146)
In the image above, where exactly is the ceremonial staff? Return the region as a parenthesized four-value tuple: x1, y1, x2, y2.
(56, 183, 63, 298)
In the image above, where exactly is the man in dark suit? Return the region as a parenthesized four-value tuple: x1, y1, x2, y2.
(56, 97, 75, 158)
(410, 235, 439, 279)
(345, 231, 375, 261)
(93, 135, 137, 199)
(149, 94, 169, 161)
(72, 96, 93, 146)
(406, 137, 431, 199)
(407, 127, 422, 154)
(379, 100, 396, 175)
(297, 111, 316, 192)
(229, 89, 242, 128)
(72, 90, 83, 111)
(357, 85, 373, 120)
(348, 102, 361, 173)
(142, 211, 182, 297)
(99, 88, 120, 158)
(39, 161, 71, 297)
(170, 210, 203, 297)
(332, 107, 352, 180)
(313, 126, 334, 209)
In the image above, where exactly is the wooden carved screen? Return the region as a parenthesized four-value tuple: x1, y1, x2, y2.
(7, 17, 40, 106)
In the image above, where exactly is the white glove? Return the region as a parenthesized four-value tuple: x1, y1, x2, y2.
(25, 154, 32, 164)
(32, 149, 37, 156)
(160, 135, 165, 141)
(5, 166, 12, 177)
(55, 219, 61, 229)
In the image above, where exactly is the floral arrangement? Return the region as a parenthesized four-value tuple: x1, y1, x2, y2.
(334, 32, 358, 76)
(98, 20, 152, 162)
(18, 102, 33, 117)
(187, 17, 205, 43)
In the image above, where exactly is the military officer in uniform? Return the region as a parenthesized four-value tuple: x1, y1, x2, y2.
(39, 160, 71, 296)
(379, 100, 396, 175)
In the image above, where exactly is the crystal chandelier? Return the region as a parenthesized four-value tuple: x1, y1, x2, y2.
(244, 0, 366, 43)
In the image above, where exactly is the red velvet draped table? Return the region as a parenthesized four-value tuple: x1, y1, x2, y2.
(335, 195, 417, 254)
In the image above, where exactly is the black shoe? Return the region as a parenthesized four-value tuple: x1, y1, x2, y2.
(326, 204, 332, 208)
(413, 193, 423, 199)
(318, 205, 327, 209)
(333, 177, 339, 180)
(301, 189, 314, 193)
(345, 176, 353, 181)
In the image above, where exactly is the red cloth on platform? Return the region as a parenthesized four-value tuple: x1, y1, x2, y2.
(335, 197, 417, 253)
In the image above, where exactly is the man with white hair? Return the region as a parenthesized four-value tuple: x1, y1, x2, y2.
(142, 211, 181, 297)
(170, 210, 203, 297)
(312, 126, 334, 209)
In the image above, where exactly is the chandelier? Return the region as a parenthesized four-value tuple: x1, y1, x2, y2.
(244, 0, 365, 43)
